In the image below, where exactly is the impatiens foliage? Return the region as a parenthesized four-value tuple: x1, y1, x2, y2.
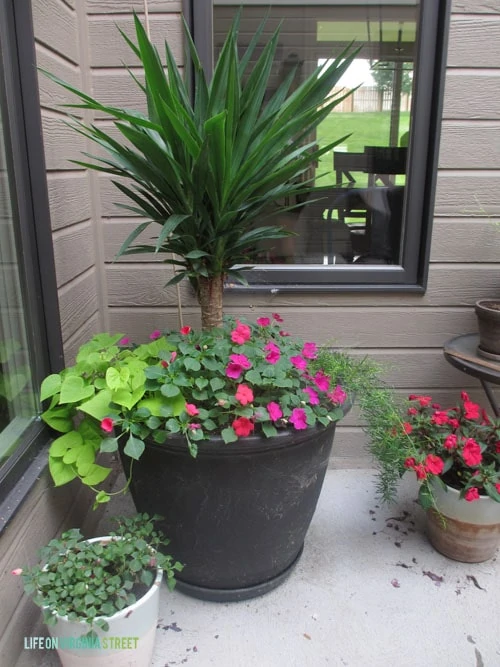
(41, 315, 351, 505)
(400, 392, 500, 508)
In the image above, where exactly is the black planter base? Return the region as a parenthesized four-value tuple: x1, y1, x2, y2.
(175, 546, 304, 602)
(120, 423, 338, 601)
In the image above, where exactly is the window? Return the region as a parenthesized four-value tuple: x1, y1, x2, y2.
(184, 0, 451, 290)
(0, 0, 62, 523)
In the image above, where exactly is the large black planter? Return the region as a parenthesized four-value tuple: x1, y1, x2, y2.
(119, 422, 338, 601)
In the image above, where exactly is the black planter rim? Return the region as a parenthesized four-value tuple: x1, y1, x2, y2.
(140, 421, 338, 458)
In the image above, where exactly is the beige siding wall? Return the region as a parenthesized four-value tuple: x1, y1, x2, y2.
(34, 0, 105, 363)
(95, 1, 500, 466)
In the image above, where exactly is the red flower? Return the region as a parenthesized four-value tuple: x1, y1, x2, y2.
(289, 408, 308, 430)
(180, 325, 192, 335)
(495, 483, 500, 494)
(416, 395, 432, 407)
(431, 410, 449, 425)
(496, 441, 500, 453)
(448, 418, 459, 429)
(462, 438, 482, 467)
(443, 434, 458, 450)
(407, 407, 418, 416)
(100, 418, 114, 433)
(232, 417, 254, 437)
(272, 313, 284, 322)
(414, 464, 427, 480)
(160, 360, 168, 368)
(464, 487, 480, 502)
(403, 422, 413, 435)
(404, 457, 416, 469)
(235, 384, 254, 406)
(460, 391, 470, 402)
(463, 401, 480, 420)
(231, 320, 251, 345)
(424, 454, 444, 475)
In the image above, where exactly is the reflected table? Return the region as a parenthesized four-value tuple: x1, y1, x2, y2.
(443, 334, 500, 417)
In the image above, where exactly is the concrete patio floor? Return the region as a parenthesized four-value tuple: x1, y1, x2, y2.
(16, 469, 500, 667)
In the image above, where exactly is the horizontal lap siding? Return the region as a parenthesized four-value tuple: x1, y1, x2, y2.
(34, 0, 102, 361)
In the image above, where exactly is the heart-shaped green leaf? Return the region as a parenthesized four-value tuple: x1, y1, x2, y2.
(59, 376, 95, 404)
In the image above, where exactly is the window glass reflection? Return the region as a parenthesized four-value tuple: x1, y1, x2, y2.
(213, 2, 419, 267)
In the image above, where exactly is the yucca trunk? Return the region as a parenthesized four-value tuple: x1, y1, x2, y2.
(197, 275, 224, 330)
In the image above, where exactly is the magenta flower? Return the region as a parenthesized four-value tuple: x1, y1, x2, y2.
(328, 385, 347, 405)
(118, 336, 131, 346)
(302, 342, 318, 360)
(267, 402, 283, 422)
(100, 417, 114, 433)
(272, 313, 284, 323)
(303, 387, 320, 405)
(313, 371, 330, 392)
(256, 317, 271, 327)
(149, 329, 161, 340)
(235, 384, 254, 406)
(185, 403, 199, 416)
(289, 408, 308, 430)
(264, 341, 280, 364)
(231, 320, 251, 345)
(188, 423, 201, 430)
(226, 353, 252, 379)
(290, 355, 307, 370)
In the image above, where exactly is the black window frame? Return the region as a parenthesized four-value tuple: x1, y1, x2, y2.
(0, 0, 63, 530)
(183, 0, 451, 293)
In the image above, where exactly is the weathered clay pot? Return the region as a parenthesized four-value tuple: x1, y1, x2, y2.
(426, 480, 500, 563)
(475, 299, 500, 358)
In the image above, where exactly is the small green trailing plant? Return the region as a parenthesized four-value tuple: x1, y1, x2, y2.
(14, 514, 183, 632)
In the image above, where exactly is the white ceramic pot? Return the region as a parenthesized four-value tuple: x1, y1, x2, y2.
(426, 480, 500, 563)
(44, 537, 163, 667)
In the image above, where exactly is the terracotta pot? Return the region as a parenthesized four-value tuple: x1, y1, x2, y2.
(426, 480, 500, 563)
(475, 299, 500, 358)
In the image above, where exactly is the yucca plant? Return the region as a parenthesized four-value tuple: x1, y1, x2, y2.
(46, 13, 357, 330)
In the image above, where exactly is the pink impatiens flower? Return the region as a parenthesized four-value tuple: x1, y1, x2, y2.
(267, 402, 283, 422)
(328, 385, 347, 405)
(443, 434, 458, 450)
(226, 353, 252, 379)
(11, 568, 23, 576)
(149, 329, 161, 340)
(290, 355, 307, 370)
(303, 387, 320, 405)
(185, 403, 199, 417)
(235, 384, 254, 406)
(100, 418, 114, 433)
(272, 313, 284, 323)
(312, 371, 330, 392)
(256, 317, 271, 327)
(118, 336, 130, 346)
(289, 408, 308, 430)
(264, 341, 280, 364)
(431, 410, 449, 425)
(188, 423, 201, 430)
(180, 326, 192, 335)
(231, 320, 251, 345)
(302, 342, 318, 360)
(464, 400, 480, 420)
